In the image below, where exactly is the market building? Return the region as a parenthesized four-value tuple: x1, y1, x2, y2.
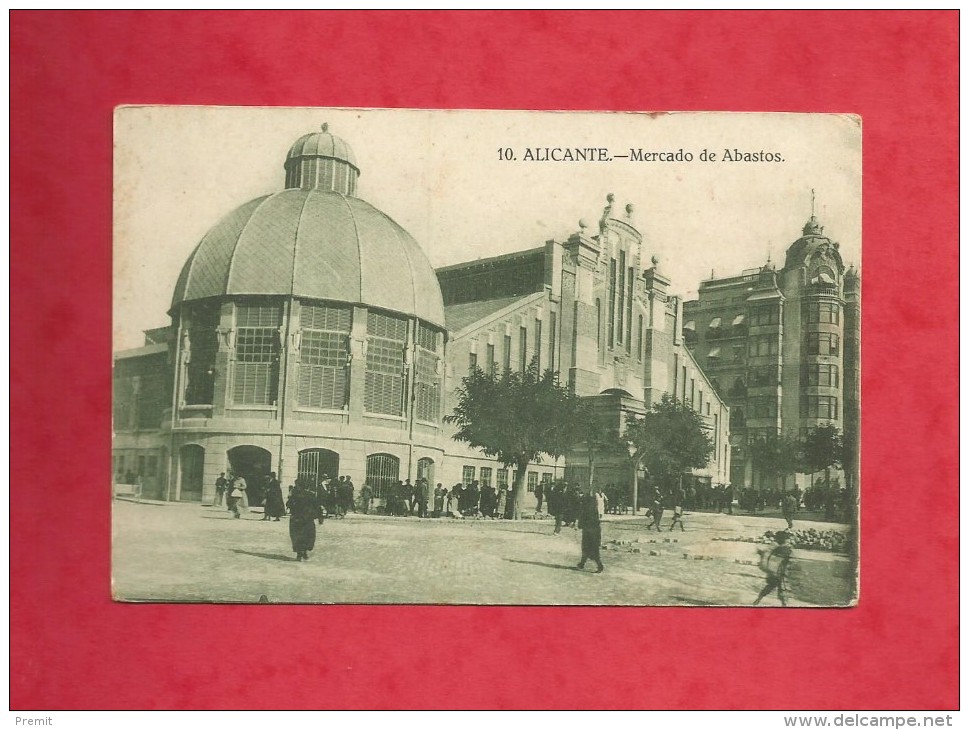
(682, 206, 860, 492)
(112, 127, 730, 506)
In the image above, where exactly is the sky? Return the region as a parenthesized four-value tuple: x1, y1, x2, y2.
(114, 107, 861, 351)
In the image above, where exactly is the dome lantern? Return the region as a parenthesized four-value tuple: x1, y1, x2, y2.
(284, 123, 360, 195)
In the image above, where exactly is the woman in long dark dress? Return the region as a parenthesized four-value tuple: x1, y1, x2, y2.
(287, 482, 323, 561)
(263, 472, 286, 521)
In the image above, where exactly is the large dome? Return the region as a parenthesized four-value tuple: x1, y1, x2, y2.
(171, 188, 446, 328)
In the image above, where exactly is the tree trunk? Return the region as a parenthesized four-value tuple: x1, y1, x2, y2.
(510, 458, 529, 520)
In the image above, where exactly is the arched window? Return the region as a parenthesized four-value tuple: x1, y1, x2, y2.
(297, 448, 340, 489)
(417, 457, 435, 485)
(366, 453, 400, 499)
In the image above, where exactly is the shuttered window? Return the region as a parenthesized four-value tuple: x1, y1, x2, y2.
(365, 311, 407, 416)
(297, 303, 351, 409)
(415, 323, 441, 423)
(233, 303, 281, 405)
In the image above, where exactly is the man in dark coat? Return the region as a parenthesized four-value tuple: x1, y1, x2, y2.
(548, 482, 564, 535)
(262, 471, 286, 521)
(576, 486, 604, 573)
(287, 482, 324, 561)
(417, 478, 430, 518)
(534, 480, 545, 513)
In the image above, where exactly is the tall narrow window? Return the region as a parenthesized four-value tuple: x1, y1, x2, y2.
(365, 311, 407, 416)
(534, 318, 542, 372)
(608, 258, 617, 348)
(548, 311, 557, 373)
(618, 250, 626, 343)
(637, 314, 644, 361)
(233, 302, 282, 406)
(468, 352, 478, 373)
(415, 323, 442, 423)
(519, 326, 528, 372)
(626, 266, 634, 351)
(297, 303, 351, 410)
(503, 334, 512, 372)
(480, 467, 493, 488)
(462, 465, 476, 485)
(594, 299, 602, 348)
(486, 343, 496, 376)
(185, 302, 220, 405)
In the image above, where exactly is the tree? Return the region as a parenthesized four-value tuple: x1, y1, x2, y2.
(748, 432, 801, 491)
(444, 361, 585, 519)
(799, 423, 845, 488)
(624, 394, 713, 497)
(572, 400, 627, 490)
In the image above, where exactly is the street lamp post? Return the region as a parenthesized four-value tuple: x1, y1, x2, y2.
(627, 443, 643, 513)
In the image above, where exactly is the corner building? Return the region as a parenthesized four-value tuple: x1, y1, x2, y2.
(682, 214, 860, 492)
(113, 129, 731, 505)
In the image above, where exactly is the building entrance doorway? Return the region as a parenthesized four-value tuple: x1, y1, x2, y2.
(227, 445, 273, 507)
(297, 448, 340, 490)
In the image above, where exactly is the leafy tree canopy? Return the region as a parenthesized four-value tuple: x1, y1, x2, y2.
(748, 432, 801, 479)
(799, 423, 844, 475)
(444, 361, 586, 468)
(624, 393, 713, 489)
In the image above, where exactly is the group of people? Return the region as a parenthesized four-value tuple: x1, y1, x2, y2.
(214, 470, 286, 520)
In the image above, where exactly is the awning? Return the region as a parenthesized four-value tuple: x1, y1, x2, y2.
(708, 317, 722, 328)
(683, 320, 696, 331)
(708, 347, 721, 358)
(732, 314, 745, 326)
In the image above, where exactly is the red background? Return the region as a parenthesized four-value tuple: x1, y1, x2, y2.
(10, 11, 958, 709)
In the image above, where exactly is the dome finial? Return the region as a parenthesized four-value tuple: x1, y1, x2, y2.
(321, 122, 329, 133)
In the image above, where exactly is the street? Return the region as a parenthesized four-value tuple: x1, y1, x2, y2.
(112, 500, 856, 606)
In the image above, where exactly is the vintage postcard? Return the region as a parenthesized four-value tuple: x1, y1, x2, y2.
(112, 107, 860, 606)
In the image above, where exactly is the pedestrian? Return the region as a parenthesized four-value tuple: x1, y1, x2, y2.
(433, 483, 445, 517)
(725, 483, 735, 514)
(781, 491, 798, 530)
(287, 482, 324, 562)
(233, 474, 249, 514)
(534, 480, 545, 514)
(343, 475, 355, 514)
(646, 491, 664, 532)
(263, 471, 286, 521)
(214, 472, 228, 507)
(669, 487, 685, 531)
(418, 478, 430, 518)
(468, 480, 480, 517)
(576, 485, 604, 573)
(549, 482, 563, 535)
(226, 476, 242, 519)
(563, 484, 579, 529)
(360, 482, 373, 514)
(754, 531, 793, 606)
(496, 482, 507, 519)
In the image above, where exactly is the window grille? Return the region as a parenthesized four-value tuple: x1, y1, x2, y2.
(415, 351, 442, 421)
(496, 469, 508, 488)
(297, 303, 350, 409)
(503, 334, 512, 372)
(486, 343, 496, 376)
(462, 465, 475, 485)
(417, 457, 435, 484)
(541, 472, 552, 484)
(365, 453, 400, 499)
(480, 467, 493, 488)
(233, 303, 282, 405)
(527, 472, 538, 493)
(365, 311, 406, 416)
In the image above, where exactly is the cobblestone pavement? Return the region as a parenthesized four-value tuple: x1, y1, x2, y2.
(112, 500, 856, 606)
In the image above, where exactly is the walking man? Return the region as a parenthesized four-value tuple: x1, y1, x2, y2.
(754, 531, 793, 606)
(576, 485, 604, 573)
(215, 472, 227, 507)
